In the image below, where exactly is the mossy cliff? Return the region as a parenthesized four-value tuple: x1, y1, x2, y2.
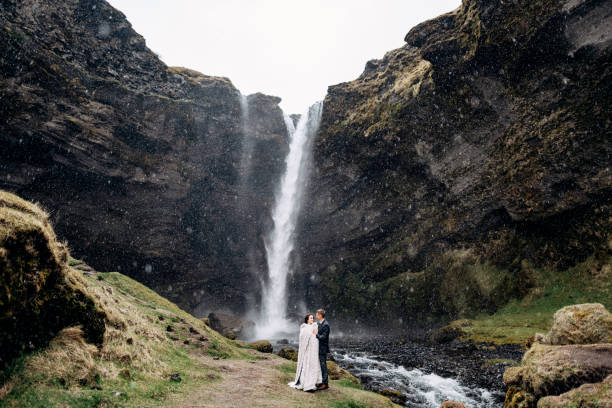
(0, 191, 106, 368)
(297, 0, 611, 325)
(0, 0, 289, 315)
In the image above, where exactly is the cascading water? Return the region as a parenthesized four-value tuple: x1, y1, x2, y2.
(256, 101, 323, 338)
(238, 94, 254, 185)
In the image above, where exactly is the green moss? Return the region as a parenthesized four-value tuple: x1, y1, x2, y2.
(459, 255, 612, 345)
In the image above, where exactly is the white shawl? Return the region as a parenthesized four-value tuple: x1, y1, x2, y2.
(288, 323, 322, 391)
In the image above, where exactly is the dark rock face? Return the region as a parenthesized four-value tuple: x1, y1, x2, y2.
(296, 0, 611, 323)
(0, 0, 288, 314)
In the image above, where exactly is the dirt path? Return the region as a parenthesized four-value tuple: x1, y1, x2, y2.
(167, 351, 321, 408)
(165, 349, 395, 408)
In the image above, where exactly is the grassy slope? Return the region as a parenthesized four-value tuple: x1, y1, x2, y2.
(457, 255, 612, 345)
(0, 263, 398, 408)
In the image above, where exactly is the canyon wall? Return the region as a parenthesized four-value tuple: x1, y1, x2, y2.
(296, 0, 611, 324)
(0, 0, 288, 314)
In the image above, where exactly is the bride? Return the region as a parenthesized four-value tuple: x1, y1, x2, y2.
(288, 313, 322, 392)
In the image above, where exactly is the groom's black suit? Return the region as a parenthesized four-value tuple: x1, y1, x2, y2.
(316, 319, 330, 385)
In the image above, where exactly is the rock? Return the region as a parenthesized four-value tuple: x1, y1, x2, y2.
(277, 347, 298, 361)
(169, 373, 181, 382)
(248, 340, 273, 353)
(379, 389, 407, 404)
(544, 303, 612, 345)
(0, 191, 106, 368)
(225, 331, 236, 341)
(537, 374, 612, 408)
(525, 333, 546, 350)
(295, 0, 612, 325)
(208, 313, 255, 339)
(0, 1, 289, 317)
(431, 322, 467, 344)
(326, 361, 360, 383)
(278, 339, 289, 344)
(440, 402, 466, 408)
(503, 343, 612, 407)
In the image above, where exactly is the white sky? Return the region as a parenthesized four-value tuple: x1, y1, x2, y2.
(107, 0, 460, 113)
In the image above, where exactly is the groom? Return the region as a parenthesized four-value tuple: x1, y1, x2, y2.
(314, 309, 330, 390)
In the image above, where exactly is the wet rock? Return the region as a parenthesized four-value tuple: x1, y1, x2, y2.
(208, 313, 255, 339)
(278, 347, 298, 361)
(248, 340, 273, 353)
(327, 361, 359, 383)
(543, 303, 612, 345)
(440, 402, 466, 408)
(379, 389, 407, 404)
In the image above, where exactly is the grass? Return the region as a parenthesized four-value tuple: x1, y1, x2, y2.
(457, 255, 612, 345)
(275, 362, 398, 408)
(0, 267, 249, 407)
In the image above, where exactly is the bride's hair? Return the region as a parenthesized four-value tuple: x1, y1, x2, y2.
(304, 313, 313, 324)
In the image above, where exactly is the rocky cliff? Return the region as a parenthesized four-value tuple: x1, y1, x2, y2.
(0, 0, 288, 314)
(296, 0, 611, 324)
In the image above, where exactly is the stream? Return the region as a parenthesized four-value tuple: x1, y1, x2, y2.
(275, 336, 522, 407)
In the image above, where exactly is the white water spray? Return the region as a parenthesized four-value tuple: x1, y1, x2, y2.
(256, 102, 323, 338)
(238, 94, 254, 185)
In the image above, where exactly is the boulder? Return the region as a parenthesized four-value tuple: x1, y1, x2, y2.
(327, 361, 359, 383)
(440, 402, 467, 408)
(543, 303, 612, 345)
(431, 320, 470, 343)
(278, 347, 298, 361)
(379, 389, 407, 404)
(504, 343, 612, 406)
(537, 374, 612, 408)
(248, 340, 273, 353)
(207, 313, 255, 339)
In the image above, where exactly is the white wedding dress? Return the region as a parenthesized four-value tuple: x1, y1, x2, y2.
(288, 322, 322, 391)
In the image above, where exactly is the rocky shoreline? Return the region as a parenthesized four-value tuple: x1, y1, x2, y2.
(332, 336, 523, 393)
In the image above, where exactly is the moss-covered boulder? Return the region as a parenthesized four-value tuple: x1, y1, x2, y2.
(278, 347, 298, 361)
(543, 303, 612, 345)
(431, 320, 472, 343)
(327, 361, 359, 383)
(248, 340, 273, 353)
(503, 343, 612, 407)
(0, 191, 106, 367)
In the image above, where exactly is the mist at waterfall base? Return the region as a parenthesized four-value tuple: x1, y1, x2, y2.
(248, 101, 323, 340)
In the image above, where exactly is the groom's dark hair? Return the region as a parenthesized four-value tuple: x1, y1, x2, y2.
(316, 309, 325, 318)
(304, 313, 313, 323)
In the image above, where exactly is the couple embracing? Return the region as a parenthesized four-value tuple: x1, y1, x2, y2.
(288, 309, 330, 392)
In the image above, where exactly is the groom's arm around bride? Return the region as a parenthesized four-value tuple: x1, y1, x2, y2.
(314, 309, 330, 390)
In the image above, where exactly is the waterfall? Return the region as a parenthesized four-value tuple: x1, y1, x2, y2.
(256, 101, 323, 338)
(238, 94, 254, 186)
